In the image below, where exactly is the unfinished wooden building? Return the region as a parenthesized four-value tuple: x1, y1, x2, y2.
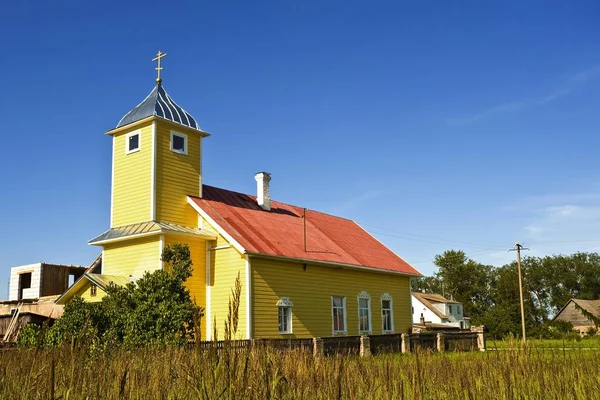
(8, 263, 87, 301)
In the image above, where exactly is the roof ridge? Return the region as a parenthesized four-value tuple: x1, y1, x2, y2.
(200, 184, 355, 222)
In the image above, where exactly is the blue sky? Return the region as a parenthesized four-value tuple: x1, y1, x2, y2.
(1, 1, 599, 299)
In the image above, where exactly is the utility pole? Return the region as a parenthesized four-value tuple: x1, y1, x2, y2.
(510, 243, 529, 343)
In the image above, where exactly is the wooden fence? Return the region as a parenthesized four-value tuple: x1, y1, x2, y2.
(191, 331, 485, 357)
(444, 332, 479, 352)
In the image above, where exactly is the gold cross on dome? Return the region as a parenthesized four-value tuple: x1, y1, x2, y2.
(152, 50, 167, 84)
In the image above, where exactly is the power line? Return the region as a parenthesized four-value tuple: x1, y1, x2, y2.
(527, 238, 600, 245)
(358, 221, 600, 249)
(359, 223, 507, 250)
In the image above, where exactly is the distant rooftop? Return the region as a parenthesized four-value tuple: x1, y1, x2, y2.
(412, 292, 460, 305)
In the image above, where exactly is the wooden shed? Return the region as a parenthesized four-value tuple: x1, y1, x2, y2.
(553, 299, 600, 335)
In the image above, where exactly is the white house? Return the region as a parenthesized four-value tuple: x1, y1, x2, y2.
(411, 292, 470, 329)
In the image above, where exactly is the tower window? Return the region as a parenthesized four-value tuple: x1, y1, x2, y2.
(126, 131, 141, 154)
(170, 131, 188, 155)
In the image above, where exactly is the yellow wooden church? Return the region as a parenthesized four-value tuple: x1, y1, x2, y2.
(58, 52, 421, 340)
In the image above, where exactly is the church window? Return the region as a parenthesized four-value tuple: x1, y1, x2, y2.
(171, 131, 188, 155)
(381, 293, 394, 333)
(357, 291, 371, 334)
(126, 131, 141, 154)
(332, 296, 347, 334)
(277, 297, 293, 334)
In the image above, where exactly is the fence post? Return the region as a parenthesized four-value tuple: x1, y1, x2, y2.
(313, 337, 324, 358)
(436, 333, 445, 353)
(360, 335, 371, 357)
(401, 333, 411, 354)
(473, 326, 486, 352)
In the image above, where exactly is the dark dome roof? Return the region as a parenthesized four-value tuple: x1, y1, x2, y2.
(116, 84, 200, 130)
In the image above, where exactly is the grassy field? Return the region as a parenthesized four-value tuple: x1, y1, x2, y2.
(0, 344, 599, 399)
(489, 336, 600, 349)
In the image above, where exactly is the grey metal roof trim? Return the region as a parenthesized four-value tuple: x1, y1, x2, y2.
(85, 273, 131, 290)
(88, 221, 217, 245)
(116, 83, 200, 130)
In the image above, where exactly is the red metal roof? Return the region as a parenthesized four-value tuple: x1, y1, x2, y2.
(189, 185, 421, 276)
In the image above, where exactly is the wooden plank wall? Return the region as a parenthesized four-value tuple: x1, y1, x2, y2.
(41, 265, 86, 297)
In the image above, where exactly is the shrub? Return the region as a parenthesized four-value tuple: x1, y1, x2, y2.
(551, 319, 573, 334)
(17, 323, 42, 348)
(586, 327, 597, 336)
(20, 244, 203, 348)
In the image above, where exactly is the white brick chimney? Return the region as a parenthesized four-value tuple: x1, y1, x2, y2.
(255, 172, 271, 211)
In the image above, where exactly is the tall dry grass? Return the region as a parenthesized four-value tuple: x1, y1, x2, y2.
(0, 343, 598, 399)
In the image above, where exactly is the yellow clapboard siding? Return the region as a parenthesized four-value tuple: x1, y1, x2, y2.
(251, 258, 412, 338)
(79, 282, 106, 303)
(111, 123, 153, 226)
(103, 236, 161, 278)
(203, 218, 247, 340)
(155, 122, 202, 226)
(163, 234, 207, 311)
(59, 280, 105, 304)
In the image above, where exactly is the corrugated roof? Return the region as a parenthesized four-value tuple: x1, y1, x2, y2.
(88, 221, 216, 245)
(116, 83, 201, 130)
(188, 185, 421, 276)
(86, 274, 131, 290)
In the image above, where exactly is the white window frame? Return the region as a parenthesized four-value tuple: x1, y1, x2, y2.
(277, 297, 293, 334)
(170, 131, 188, 155)
(125, 130, 141, 154)
(381, 293, 394, 333)
(331, 296, 347, 335)
(357, 291, 372, 334)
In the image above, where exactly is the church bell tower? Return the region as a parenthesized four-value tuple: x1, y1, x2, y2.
(88, 51, 211, 276)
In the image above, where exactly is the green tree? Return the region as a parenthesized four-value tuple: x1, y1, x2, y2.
(541, 253, 600, 312)
(488, 261, 547, 338)
(419, 250, 600, 338)
(411, 276, 443, 294)
(433, 250, 494, 322)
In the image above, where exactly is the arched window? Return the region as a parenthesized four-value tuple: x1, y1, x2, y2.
(380, 293, 394, 333)
(357, 291, 371, 334)
(277, 297, 293, 334)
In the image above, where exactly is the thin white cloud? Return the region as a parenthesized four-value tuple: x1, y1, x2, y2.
(544, 205, 581, 217)
(331, 190, 384, 215)
(503, 193, 600, 213)
(523, 225, 549, 237)
(520, 201, 600, 252)
(447, 66, 600, 126)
